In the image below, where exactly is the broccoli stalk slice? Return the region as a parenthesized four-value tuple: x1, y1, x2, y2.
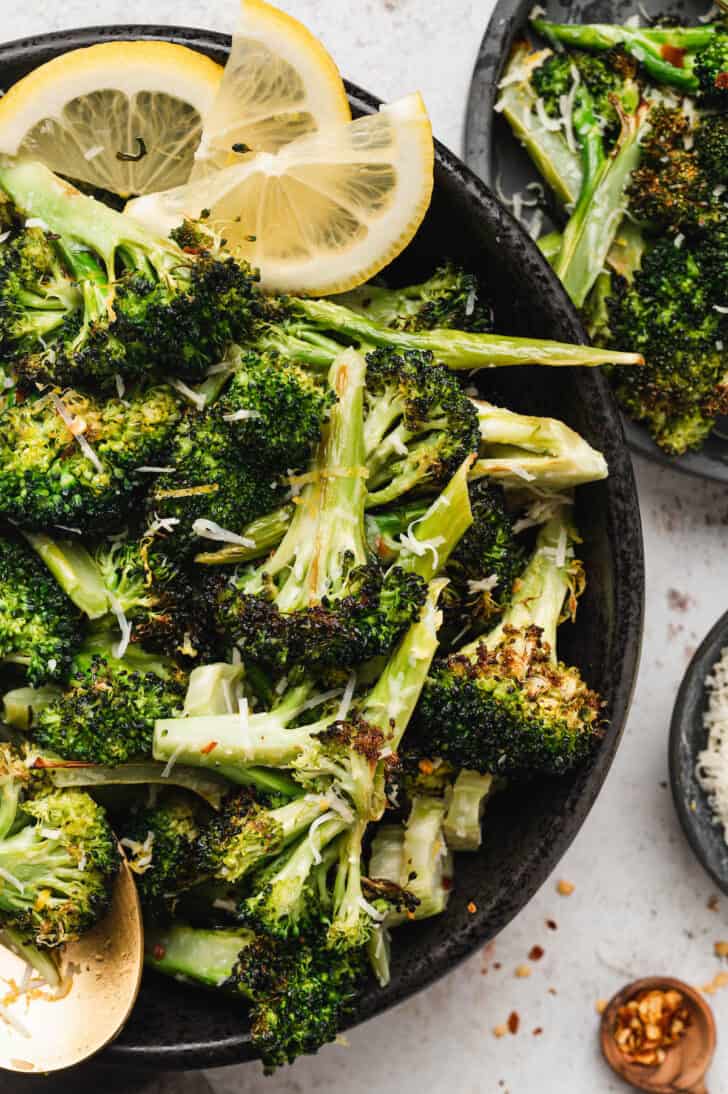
(327, 819, 371, 950)
(3, 684, 61, 731)
(554, 100, 650, 307)
(0, 926, 62, 987)
(470, 399, 608, 489)
(399, 795, 453, 919)
(530, 18, 718, 91)
(291, 297, 643, 368)
(396, 457, 474, 581)
(495, 46, 583, 208)
(146, 923, 256, 987)
(182, 663, 244, 717)
(43, 760, 236, 810)
(194, 504, 294, 565)
(443, 770, 494, 851)
(23, 532, 110, 619)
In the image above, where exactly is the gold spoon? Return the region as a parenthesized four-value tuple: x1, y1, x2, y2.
(0, 852, 142, 1074)
(600, 977, 716, 1094)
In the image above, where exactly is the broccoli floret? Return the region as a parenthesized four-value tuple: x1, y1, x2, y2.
(0, 744, 118, 947)
(0, 160, 265, 389)
(216, 349, 333, 469)
(121, 791, 209, 922)
(696, 114, 728, 185)
(214, 351, 427, 672)
(145, 924, 365, 1071)
(147, 408, 285, 560)
(0, 384, 182, 532)
(608, 236, 727, 454)
(694, 33, 728, 104)
(336, 264, 493, 333)
(532, 49, 626, 141)
(0, 534, 81, 683)
(362, 348, 479, 507)
(0, 226, 80, 355)
(31, 638, 187, 765)
(412, 514, 602, 776)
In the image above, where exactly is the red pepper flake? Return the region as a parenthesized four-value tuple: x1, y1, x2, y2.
(548, 987, 557, 996)
(507, 1011, 520, 1035)
(716, 72, 728, 90)
(418, 758, 434, 775)
(529, 945, 544, 961)
(152, 943, 166, 961)
(660, 43, 686, 67)
(546, 919, 558, 930)
(532, 1027, 543, 1036)
(467, 900, 477, 914)
(200, 741, 218, 755)
(442, 876, 454, 891)
(494, 962, 502, 970)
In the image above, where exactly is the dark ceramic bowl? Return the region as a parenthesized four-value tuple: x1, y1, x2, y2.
(465, 0, 728, 483)
(670, 612, 728, 895)
(0, 25, 644, 1069)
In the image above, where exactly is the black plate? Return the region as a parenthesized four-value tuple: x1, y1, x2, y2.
(670, 612, 728, 894)
(0, 25, 645, 1069)
(465, 0, 728, 483)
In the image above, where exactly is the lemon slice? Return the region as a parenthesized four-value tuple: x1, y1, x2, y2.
(193, 0, 351, 177)
(127, 93, 434, 296)
(0, 42, 223, 198)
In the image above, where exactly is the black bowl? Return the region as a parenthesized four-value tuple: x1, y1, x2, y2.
(464, 0, 728, 483)
(0, 24, 645, 1069)
(670, 612, 728, 895)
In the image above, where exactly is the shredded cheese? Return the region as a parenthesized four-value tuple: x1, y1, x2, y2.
(222, 409, 262, 422)
(108, 594, 132, 659)
(0, 866, 24, 893)
(51, 393, 104, 473)
(336, 672, 357, 723)
(167, 378, 206, 410)
(697, 647, 728, 843)
(160, 743, 185, 779)
(307, 811, 336, 864)
(191, 519, 255, 547)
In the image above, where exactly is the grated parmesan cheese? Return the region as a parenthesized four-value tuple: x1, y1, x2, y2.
(191, 519, 255, 547)
(697, 647, 728, 843)
(167, 378, 206, 410)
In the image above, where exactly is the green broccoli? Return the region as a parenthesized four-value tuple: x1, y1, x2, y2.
(696, 114, 728, 185)
(412, 513, 602, 775)
(694, 33, 728, 104)
(0, 384, 182, 532)
(336, 263, 493, 333)
(0, 533, 81, 683)
(0, 159, 265, 389)
(0, 744, 118, 947)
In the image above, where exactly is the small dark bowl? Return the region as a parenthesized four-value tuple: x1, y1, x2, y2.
(464, 0, 728, 483)
(670, 612, 728, 895)
(0, 25, 644, 1069)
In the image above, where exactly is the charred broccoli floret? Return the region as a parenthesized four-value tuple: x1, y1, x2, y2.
(0, 533, 81, 683)
(608, 236, 728, 454)
(31, 638, 187, 765)
(362, 347, 479, 507)
(216, 349, 333, 469)
(694, 33, 728, 104)
(532, 49, 626, 142)
(0, 744, 118, 947)
(336, 264, 493, 333)
(145, 923, 365, 1071)
(147, 408, 284, 560)
(0, 159, 265, 389)
(214, 350, 427, 672)
(0, 226, 80, 355)
(121, 791, 208, 921)
(696, 114, 728, 185)
(412, 514, 602, 775)
(0, 384, 182, 532)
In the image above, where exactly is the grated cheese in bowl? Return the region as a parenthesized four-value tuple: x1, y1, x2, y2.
(696, 646, 728, 840)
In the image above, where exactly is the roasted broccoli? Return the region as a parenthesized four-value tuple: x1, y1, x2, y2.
(0, 743, 118, 947)
(696, 114, 728, 185)
(412, 513, 602, 775)
(145, 923, 365, 1071)
(694, 33, 728, 104)
(213, 350, 427, 672)
(0, 384, 182, 532)
(336, 263, 493, 333)
(0, 159, 265, 389)
(30, 637, 187, 765)
(0, 533, 81, 683)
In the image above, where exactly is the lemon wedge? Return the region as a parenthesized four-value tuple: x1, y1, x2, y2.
(127, 93, 434, 296)
(0, 42, 223, 197)
(193, 0, 351, 177)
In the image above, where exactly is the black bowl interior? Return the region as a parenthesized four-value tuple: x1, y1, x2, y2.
(670, 612, 728, 895)
(464, 0, 728, 483)
(0, 25, 645, 1069)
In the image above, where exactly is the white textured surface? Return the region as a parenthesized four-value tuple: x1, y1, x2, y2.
(8, 2, 728, 1090)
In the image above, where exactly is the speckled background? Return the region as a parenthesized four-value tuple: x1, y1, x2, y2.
(5, 2, 728, 1091)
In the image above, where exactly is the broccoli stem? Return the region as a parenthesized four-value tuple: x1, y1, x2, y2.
(145, 923, 255, 988)
(530, 19, 715, 91)
(538, 230, 564, 264)
(0, 927, 61, 987)
(399, 796, 452, 919)
(555, 101, 650, 307)
(23, 533, 110, 619)
(495, 51, 583, 208)
(470, 399, 608, 489)
(194, 504, 294, 565)
(443, 770, 494, 851)
(292, 298, 643, 368)
(182, 663, 244, 717)
(462, 512, 575, 659)
(397, 457, 474, 581)
(3, 684, 61, 731)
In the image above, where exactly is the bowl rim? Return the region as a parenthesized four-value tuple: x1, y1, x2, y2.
(0, 22, 645, 1068)
(463, 0, 728, 484)
(669, 610, 728, 896)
